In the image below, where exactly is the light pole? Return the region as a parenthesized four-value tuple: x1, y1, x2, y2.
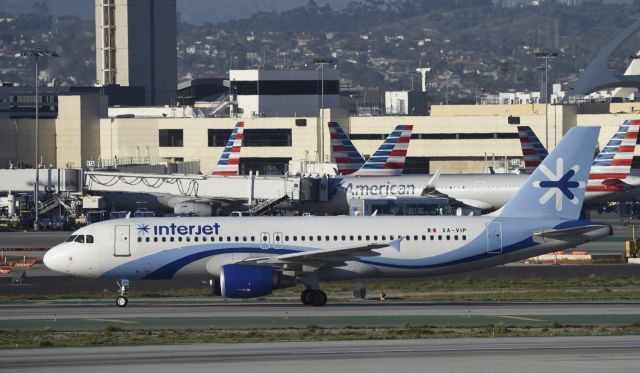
(15, 48, 59, 231)
(314, 58, 332, 162)
(535, 50, 557, 149)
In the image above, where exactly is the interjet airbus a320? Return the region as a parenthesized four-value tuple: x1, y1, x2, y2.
(44, 127, 611, 307)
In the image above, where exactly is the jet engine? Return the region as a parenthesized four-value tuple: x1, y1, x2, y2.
(217, 264, 295, 298)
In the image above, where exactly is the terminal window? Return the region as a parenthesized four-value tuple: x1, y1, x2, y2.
(243, 129, 292, 147)
(208, 129, 233, 147)
(159, 129, 183, 147)
(240, 157, 291, 175)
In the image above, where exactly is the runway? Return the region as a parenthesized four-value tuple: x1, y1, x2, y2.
(3, 263, 640, 297)
(1, 301, 639, 330)
(1, 336, 639, 373)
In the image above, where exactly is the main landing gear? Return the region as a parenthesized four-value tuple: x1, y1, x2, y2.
(300, 288, 327, 307)
(115, 279, 130, 307)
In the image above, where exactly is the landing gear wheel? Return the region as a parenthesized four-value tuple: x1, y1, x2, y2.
(301, 288, 313, 305)
(116, 296, 128, 308)
(310, 290, 327, 307)
(115, 279, 130, 308)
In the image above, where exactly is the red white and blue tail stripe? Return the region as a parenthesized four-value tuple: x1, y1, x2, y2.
(329, 122, 365, 175)
(211, 121, 244, 176)
(351, 125, 413, 177)
(587, 119, 640, 192)
(517, 126, 548, 174)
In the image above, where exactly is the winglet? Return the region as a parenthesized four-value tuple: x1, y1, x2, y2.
(212, 121, 244, 176)
(421, 169, 441, 195)
(351, 124, 413, 176)
(389, 237, 403, 252)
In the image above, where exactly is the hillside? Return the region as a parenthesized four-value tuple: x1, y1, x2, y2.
(1, 0, 639, 103)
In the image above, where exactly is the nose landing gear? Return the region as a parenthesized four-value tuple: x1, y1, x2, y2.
(115, 279, 130, 307)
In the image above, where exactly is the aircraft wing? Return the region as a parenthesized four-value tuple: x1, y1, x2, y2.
(240, 242, 397, 269)
(421, 188, 495, 211)
(419, 170, 495, 210)
(533, 224, 612, 243)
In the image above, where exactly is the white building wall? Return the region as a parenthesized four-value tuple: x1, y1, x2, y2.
(385, 91, 409, 115)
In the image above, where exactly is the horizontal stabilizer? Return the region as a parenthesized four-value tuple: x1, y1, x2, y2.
(533, 224, 612, 243)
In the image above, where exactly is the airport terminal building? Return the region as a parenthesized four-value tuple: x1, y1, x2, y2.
(1, 80, 638, 176)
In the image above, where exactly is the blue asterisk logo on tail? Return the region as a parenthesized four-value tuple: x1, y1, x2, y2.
(533, 158, 585, 211)
(137, 224, 150, 234)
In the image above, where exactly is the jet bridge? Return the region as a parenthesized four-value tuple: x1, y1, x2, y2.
(84, 171, 330, 215)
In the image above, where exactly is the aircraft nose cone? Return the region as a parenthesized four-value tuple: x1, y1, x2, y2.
(43, 246, 60, 272)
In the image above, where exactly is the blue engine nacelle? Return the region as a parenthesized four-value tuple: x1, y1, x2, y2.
(220, 264, 295, 298)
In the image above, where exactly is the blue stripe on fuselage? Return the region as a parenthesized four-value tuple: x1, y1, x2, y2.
(100, 245, 300, 280)
(99, 219, 596, 279)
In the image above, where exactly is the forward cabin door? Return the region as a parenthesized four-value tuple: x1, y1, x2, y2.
(486, 222, 502, 254)
(114, 225, 131, 256)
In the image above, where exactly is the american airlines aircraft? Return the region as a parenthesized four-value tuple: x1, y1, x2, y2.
(329, 121, 410, 176)
(325, 120, 640, 212)
(517, 122, 640, 201)
(44, 127, 610, 307)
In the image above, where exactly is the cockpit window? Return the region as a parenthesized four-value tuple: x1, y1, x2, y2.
(65, 235, 77, 242)
(86, 235, 94, 244)
(74, 235, 85, 243)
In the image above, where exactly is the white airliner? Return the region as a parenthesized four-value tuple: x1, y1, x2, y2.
(327, 120, 640, 212)
(44, 127, 610, 307)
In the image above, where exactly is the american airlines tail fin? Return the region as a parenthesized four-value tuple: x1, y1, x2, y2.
(587, 120, 640, 192)
(517, 126, 548, 174)
(328, 122, 365, 175)
(211, 121, 244, 176)
(351, 125, 413, 177)
(494, 126, 599, 219)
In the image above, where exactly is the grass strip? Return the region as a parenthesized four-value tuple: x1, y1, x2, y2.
(3, 275, 640, 302)
(3, 323, 640, 349)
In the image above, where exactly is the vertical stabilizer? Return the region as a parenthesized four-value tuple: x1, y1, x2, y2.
(587, 120, 640, 192)
(211, 121, 244, 176)
(493, 126, 599, 219)
(328, 122, 365, 175)
(351, 125, 413, 177)
(517, 126, 548, 174)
